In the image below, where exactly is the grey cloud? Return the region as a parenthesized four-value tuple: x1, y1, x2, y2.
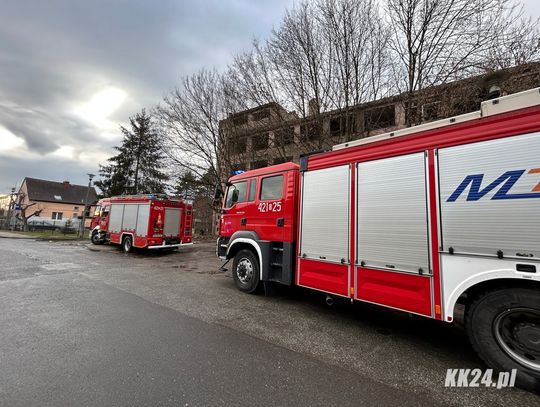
(0, 153, 96, 189)
(0, 108, 56, 154)
(0, 0, 295, 191)
(0, 98, 105, 154)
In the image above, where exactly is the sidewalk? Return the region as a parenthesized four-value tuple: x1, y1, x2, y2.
(0, 231, 35, 239)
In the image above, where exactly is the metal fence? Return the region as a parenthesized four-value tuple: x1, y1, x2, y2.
(0, 217, 81, 233)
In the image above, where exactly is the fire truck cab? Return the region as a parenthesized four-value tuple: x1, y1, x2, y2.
(217, 88, 540, 392)
(91, 194, 193, 252)
(217, 163, 299, 290)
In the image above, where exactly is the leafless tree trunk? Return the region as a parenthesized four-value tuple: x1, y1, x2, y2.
(15, 194, 42, 231)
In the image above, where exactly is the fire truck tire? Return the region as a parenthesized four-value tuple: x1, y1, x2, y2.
(232, 249, 260, 294)
(91, 231, 103, 245)
(466, 288, 540, 393)
(122, 235, 133, 253)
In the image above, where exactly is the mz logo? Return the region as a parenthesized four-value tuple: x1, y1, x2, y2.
(447, 168, 540, 202)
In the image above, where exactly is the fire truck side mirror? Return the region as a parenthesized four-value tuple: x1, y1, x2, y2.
(213, 185, 223, 200)
(213, 185, 223, 207)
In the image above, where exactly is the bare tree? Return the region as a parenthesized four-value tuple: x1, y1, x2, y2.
(225, 43, 300, 162)
(155, 68, 253, 191)
(227, 0, 394, 150)
(266, 2, 337, 151)
(385, 0, 538, 94)
(318, 0, 390, 108)
(15, 193, 42, 231)
(317, 0, 391, 140)
(482, 16, 540, 71)
(157, 0, 539, 197)
(268, 3, 329, 116)
(226, 41, 281, 109)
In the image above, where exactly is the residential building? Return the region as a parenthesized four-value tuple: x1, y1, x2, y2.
(17, 177, 98, 226)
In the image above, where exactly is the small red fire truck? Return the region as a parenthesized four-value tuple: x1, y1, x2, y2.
(91, 194, 193, 252)
(217, 88, 540, 391)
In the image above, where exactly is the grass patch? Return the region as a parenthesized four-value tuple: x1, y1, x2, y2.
(12, 230, 90, 240)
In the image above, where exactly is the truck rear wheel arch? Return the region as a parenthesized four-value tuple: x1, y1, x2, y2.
(447, 274, 540, 322)
(456, 278, 540, 316)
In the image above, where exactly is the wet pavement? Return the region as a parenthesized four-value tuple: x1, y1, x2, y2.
(0, 238, 537, 406)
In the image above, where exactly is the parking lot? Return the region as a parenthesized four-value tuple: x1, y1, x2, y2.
(0, 238, 537, 406)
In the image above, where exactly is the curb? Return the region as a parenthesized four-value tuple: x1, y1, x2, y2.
(35, 238, 85, 242)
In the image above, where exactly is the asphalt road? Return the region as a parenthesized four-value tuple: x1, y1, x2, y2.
(0, 238, 537, 406)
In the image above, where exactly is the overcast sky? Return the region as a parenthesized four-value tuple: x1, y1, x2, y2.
(0, 0, 538, 193)
(0, 0, 295, 193)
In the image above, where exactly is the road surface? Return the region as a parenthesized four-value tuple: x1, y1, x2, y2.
(0, 238, 537, 406)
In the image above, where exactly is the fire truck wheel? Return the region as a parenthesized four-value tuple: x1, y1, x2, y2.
(466, 287, 540, 393)
(91, 231, 103, 245)
(232, 249, 260, 294)
(122, 235, 133, 253)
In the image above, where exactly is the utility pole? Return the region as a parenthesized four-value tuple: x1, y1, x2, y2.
(79, 174, 95, 238)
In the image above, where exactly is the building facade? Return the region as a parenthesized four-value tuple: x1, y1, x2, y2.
(218, 63, 540, 179)
(16, 177, 98, 226)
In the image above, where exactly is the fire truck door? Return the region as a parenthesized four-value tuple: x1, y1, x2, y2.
(222, 180, 249, 236)
(248, 173, 286, 242)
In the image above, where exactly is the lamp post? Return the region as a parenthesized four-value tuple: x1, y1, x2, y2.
(79, 173, 95, 238)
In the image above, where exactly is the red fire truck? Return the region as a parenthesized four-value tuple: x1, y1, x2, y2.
(91, 194, 193, 252)
(217, 88, 540, 391)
